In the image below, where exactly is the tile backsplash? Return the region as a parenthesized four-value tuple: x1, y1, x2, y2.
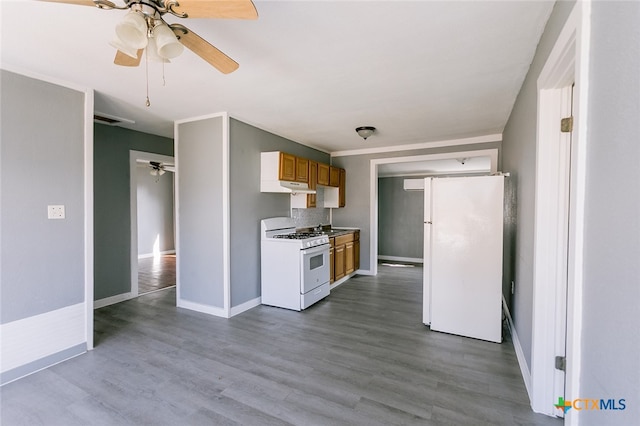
(291, 187, 330, 228)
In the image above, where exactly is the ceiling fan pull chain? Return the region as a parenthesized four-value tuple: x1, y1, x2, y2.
(162, 62, 166, 86)
(145, 47, 151, 107)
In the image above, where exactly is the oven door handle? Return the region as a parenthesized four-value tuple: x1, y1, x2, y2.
(301, 244, 329, 256)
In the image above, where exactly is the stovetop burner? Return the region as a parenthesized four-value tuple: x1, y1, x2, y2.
(273, 232, 324, 240)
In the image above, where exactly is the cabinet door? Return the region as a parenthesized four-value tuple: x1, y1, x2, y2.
(329, 247, 335, 283)
(334, 245, 345, 280)
(354, 240, 360, 270)
(345, 241, 354, 274)
(338, 168, 346, 207)
(296, 157, 309, 183)
(329, 166, 340, 187)
(307, 160, 317, 208)
(279, 152, 296, 181)
(317, 163, 330, 186)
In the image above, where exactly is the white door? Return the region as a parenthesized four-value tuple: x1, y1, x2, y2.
(429, 176, 504, 343)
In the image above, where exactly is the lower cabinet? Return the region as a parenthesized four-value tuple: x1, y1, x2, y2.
(329, 245, 335, 283)
(331, 231, 359, 283)
(345, 242, 354, 274)
(334, 245, 345, 281)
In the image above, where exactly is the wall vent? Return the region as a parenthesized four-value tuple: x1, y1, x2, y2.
(93, 112, 135, 126)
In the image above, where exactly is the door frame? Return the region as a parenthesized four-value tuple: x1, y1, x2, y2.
(369, 148, 499, 276)
(530, 2, 590, 421)
(129, 150, 176, 298)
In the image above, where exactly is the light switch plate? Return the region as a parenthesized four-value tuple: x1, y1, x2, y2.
(48, 205, 65, 219)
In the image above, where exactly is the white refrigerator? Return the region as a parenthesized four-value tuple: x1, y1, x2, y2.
(422, 175, 504, 343)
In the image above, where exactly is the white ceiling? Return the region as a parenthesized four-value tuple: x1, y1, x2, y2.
(378, 155, 491, 177)
(1, 0, 554, 154)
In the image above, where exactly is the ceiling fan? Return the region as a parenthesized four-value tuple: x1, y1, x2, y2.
(138, 159, 175, 176)
(41, 0, 258, 73)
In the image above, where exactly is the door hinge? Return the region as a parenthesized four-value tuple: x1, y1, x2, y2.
(561, 116, 573, 133)
(555, 356, 566, 371)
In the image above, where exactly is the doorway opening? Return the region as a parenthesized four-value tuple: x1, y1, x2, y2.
(369, 149, 499, 276)
(130, 151, 176, 298)
(530, 2, 589, 419)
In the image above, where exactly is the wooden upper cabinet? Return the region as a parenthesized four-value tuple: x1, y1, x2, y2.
(306, 161, 317, 208)
(317, 163, 330, 186)
(279, 152, 297, 181)
(338, 168, 346, 207)
(296, 157, 309, 183)
(329, 166, 340, 187)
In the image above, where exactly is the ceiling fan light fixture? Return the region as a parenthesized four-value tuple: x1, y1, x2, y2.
(109, 36, 140, 59)
(146, 36, 170, 63)
(115, 11, 149, 49)
(153, 23, 184, 59)
(356, 126, 376, 140)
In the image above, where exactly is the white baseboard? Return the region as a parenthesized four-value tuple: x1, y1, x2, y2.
(138, 250, 176, 260)
(503, 296, 532, 401)
(177, 298, 228, 318)
(355, 268, 375, 276)
(94, 292, 134, 309)
(0, 303, 86, 375)
(330, 271, 359, 289)
(378, 255, 424, 264)
(230, 297, 261, 317)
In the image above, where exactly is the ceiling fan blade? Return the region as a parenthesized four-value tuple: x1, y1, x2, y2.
(170, 24, 239, 74)
(170, 0, 258, 20)
(114, 49, 143, 67)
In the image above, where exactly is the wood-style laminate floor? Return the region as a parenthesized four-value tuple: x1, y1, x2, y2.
(138, 254, 176, 295)
(1, 265, 562, 425)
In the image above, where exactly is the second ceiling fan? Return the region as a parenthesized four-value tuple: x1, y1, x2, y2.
(43, 0, 258, 74)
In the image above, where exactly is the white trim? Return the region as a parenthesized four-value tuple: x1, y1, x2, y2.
(378, 255, 424, 264)
(222, 113, 231, 316)
(0, 303, 86, 373)
(369, 148, 499, 278)
(354, 268, 375, 276)
(177, 299, 228, 318)
(138, 250, 176, 260)
(230, 297, 261, 317)
(83, 86, 94, 351)
(94, 292, 135, 309)
(129, 151, 175, 299)
(531, 3, 589, 422)
(503, 296, 532, 400)
(332, 133, 502, 157)
(174, 111, 229, 125)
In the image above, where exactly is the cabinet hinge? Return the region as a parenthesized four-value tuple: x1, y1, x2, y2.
(561, 116, 573, 133)
(555, 356, 566, 372)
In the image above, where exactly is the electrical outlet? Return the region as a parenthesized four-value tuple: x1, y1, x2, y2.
(47, 205, 65, 219)
(511, 280, 515, 294)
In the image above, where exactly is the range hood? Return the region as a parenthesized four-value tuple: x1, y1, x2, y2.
(261, 177, 316, 194)
(279, 180, 316, 194)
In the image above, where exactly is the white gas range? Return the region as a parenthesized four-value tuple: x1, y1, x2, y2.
(260, 217, 330, 311)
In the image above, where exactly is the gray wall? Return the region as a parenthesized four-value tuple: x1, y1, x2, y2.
(1, 70, 85, 324)
(501, 0, 575, 370)
(94, 124, 173, 301)
(331, 141, 501, 271)
(136, 165, 175, 256)
(229, 118, 330, 307)
(378, 177, 424, 259)
(579, 1, 640, 423)
(177, 117, 225, 307)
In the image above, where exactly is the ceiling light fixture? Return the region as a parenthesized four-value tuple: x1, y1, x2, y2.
(356, 126, 376, 140)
